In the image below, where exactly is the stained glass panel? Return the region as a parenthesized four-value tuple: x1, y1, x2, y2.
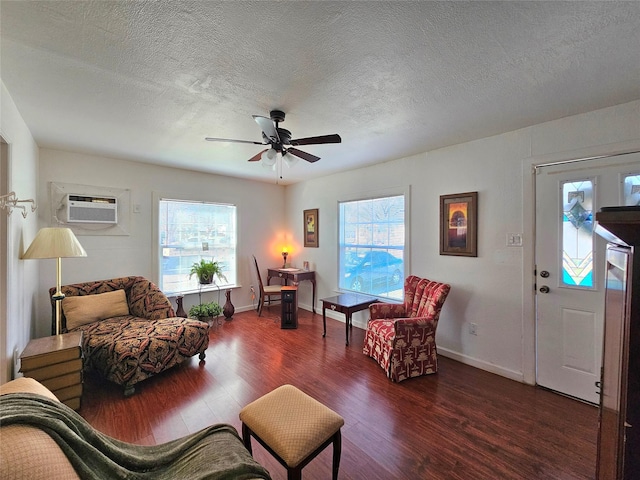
(561, 180, 594, 288)
(623, 173, 640, 206)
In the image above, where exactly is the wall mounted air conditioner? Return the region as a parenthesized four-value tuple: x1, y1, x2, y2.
(65, 194, 118, 224)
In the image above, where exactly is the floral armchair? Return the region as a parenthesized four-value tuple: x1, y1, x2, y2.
(363, 275, 451, 382)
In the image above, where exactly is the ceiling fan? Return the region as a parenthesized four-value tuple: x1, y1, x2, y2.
(205, 110, 341, 165)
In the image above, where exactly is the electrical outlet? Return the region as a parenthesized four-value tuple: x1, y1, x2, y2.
(469, 323, 478, 335)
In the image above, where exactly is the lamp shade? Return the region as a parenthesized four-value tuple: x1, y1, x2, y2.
(23, 227, 87, 259)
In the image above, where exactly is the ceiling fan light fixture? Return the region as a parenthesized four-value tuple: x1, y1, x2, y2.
(261, 148, 277, 167)
(206, 110, 340, 167)
(283, 151, 299, 168)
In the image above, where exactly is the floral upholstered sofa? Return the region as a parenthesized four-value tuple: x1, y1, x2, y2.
(50, 276, 209, 396)
(363, 275, 451, 382)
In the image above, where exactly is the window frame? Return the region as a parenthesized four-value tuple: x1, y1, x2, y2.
(337, 186, 410, 300)
(153, 192, 238, 296)
(621, 171, 640, 206)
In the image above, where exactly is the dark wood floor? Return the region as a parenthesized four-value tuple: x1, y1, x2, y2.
(79, 306, 598, 480)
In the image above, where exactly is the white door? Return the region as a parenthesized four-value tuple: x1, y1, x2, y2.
(536, 154, 640, 403)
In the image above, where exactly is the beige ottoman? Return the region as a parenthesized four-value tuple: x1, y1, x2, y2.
(239, 384, 345, 480)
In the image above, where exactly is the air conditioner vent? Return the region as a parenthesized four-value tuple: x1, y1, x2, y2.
(66, 194, 117, 224)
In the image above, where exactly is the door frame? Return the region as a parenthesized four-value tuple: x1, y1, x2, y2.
(522, 139, 640, 386)
(0, 136, 10, 384)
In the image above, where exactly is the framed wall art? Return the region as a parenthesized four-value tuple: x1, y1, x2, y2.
(439, 191, 478, 257)
(304, 208, 319, 247)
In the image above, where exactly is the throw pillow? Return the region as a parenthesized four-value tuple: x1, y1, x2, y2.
(62, 289, 130, 330)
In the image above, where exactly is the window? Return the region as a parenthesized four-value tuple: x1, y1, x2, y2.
(338, 194, 405, 300)
(561, 179, 594, 288)
(158, 199, 236, 295)
(623, 173, 640, 206)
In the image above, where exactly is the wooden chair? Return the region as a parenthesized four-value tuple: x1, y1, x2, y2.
(252, 255, 282, 316)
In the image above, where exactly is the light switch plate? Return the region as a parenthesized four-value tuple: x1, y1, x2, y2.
(507, 233, 523, 247)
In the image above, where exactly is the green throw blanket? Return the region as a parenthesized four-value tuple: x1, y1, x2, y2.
(0, 392, 271, 480)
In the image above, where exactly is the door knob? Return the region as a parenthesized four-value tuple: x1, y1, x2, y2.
(539, 285, 550, 294)
(540, 270, 550, 278)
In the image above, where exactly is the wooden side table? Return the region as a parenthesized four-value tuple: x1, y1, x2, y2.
(321, 294, 378, 345)
(268, 268, 317, 313)
(19, 331, 84, 410)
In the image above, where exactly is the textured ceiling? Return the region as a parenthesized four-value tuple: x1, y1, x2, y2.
(1, 1, 639, 184)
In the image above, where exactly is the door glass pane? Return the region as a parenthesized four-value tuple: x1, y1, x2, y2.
(623, 173, 640, 206)
(561, 180, 594, 288)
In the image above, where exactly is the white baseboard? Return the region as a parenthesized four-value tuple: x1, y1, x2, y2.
(318, 307, 368, 329)
(233, 302, 315, 314)
(234, 304, 257, 314)
(235, 303, 527, 385)
(437, 346, 525, 383)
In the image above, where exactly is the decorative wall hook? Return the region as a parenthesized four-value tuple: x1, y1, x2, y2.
(0, 192, 37, 218)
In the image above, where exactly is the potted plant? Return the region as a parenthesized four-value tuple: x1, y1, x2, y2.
(189, 259, 227, 285)
(188, 301, 222, 322)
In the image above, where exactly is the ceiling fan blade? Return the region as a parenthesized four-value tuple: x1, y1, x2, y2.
(289, 134, 341, 146)
(205, 137, 265, 145)
(253, 115, 280, 143)
(287, 147, 320, 163)
(248, 149, 269, 162)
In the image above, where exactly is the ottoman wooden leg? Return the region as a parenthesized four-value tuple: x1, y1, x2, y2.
(242, 423, 253, 454)
(332, 430, 342, 480)
(288, 467, 302, 480)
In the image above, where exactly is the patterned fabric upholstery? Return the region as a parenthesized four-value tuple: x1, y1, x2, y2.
(49, 277, 209, 394)
(363, 275, 451, 382)
(240, 385, 344, 469)
(0, 378, 81, 480)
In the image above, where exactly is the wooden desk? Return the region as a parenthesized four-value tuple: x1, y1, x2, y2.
(268, 268, 316, 313)
(321, 294, 378, 346)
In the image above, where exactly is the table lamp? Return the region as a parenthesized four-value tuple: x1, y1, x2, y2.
(282, 247, 288, 268)
(22, 227, 87, 335)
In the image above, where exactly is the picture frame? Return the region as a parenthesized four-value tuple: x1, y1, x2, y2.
(304, 208, 319, 248)
(439, 191, 478, 257)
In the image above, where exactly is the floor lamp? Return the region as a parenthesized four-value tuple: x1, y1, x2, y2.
(22, 227, 87, 335)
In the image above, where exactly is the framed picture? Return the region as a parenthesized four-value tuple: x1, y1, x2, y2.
(303, 261, 310, 271)
(304, 208, 319, 248)
(439, 191, 478, 257)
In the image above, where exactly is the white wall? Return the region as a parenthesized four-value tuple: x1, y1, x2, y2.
(0, 81, 40, 384)
(34, 149, 286, 338)
(285, 100, 640, 383)
(5, 86, 639, 385)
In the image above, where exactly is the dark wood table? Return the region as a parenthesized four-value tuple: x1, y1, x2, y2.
(321, 293, 379, 345)
(268, 268, 316, 313)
